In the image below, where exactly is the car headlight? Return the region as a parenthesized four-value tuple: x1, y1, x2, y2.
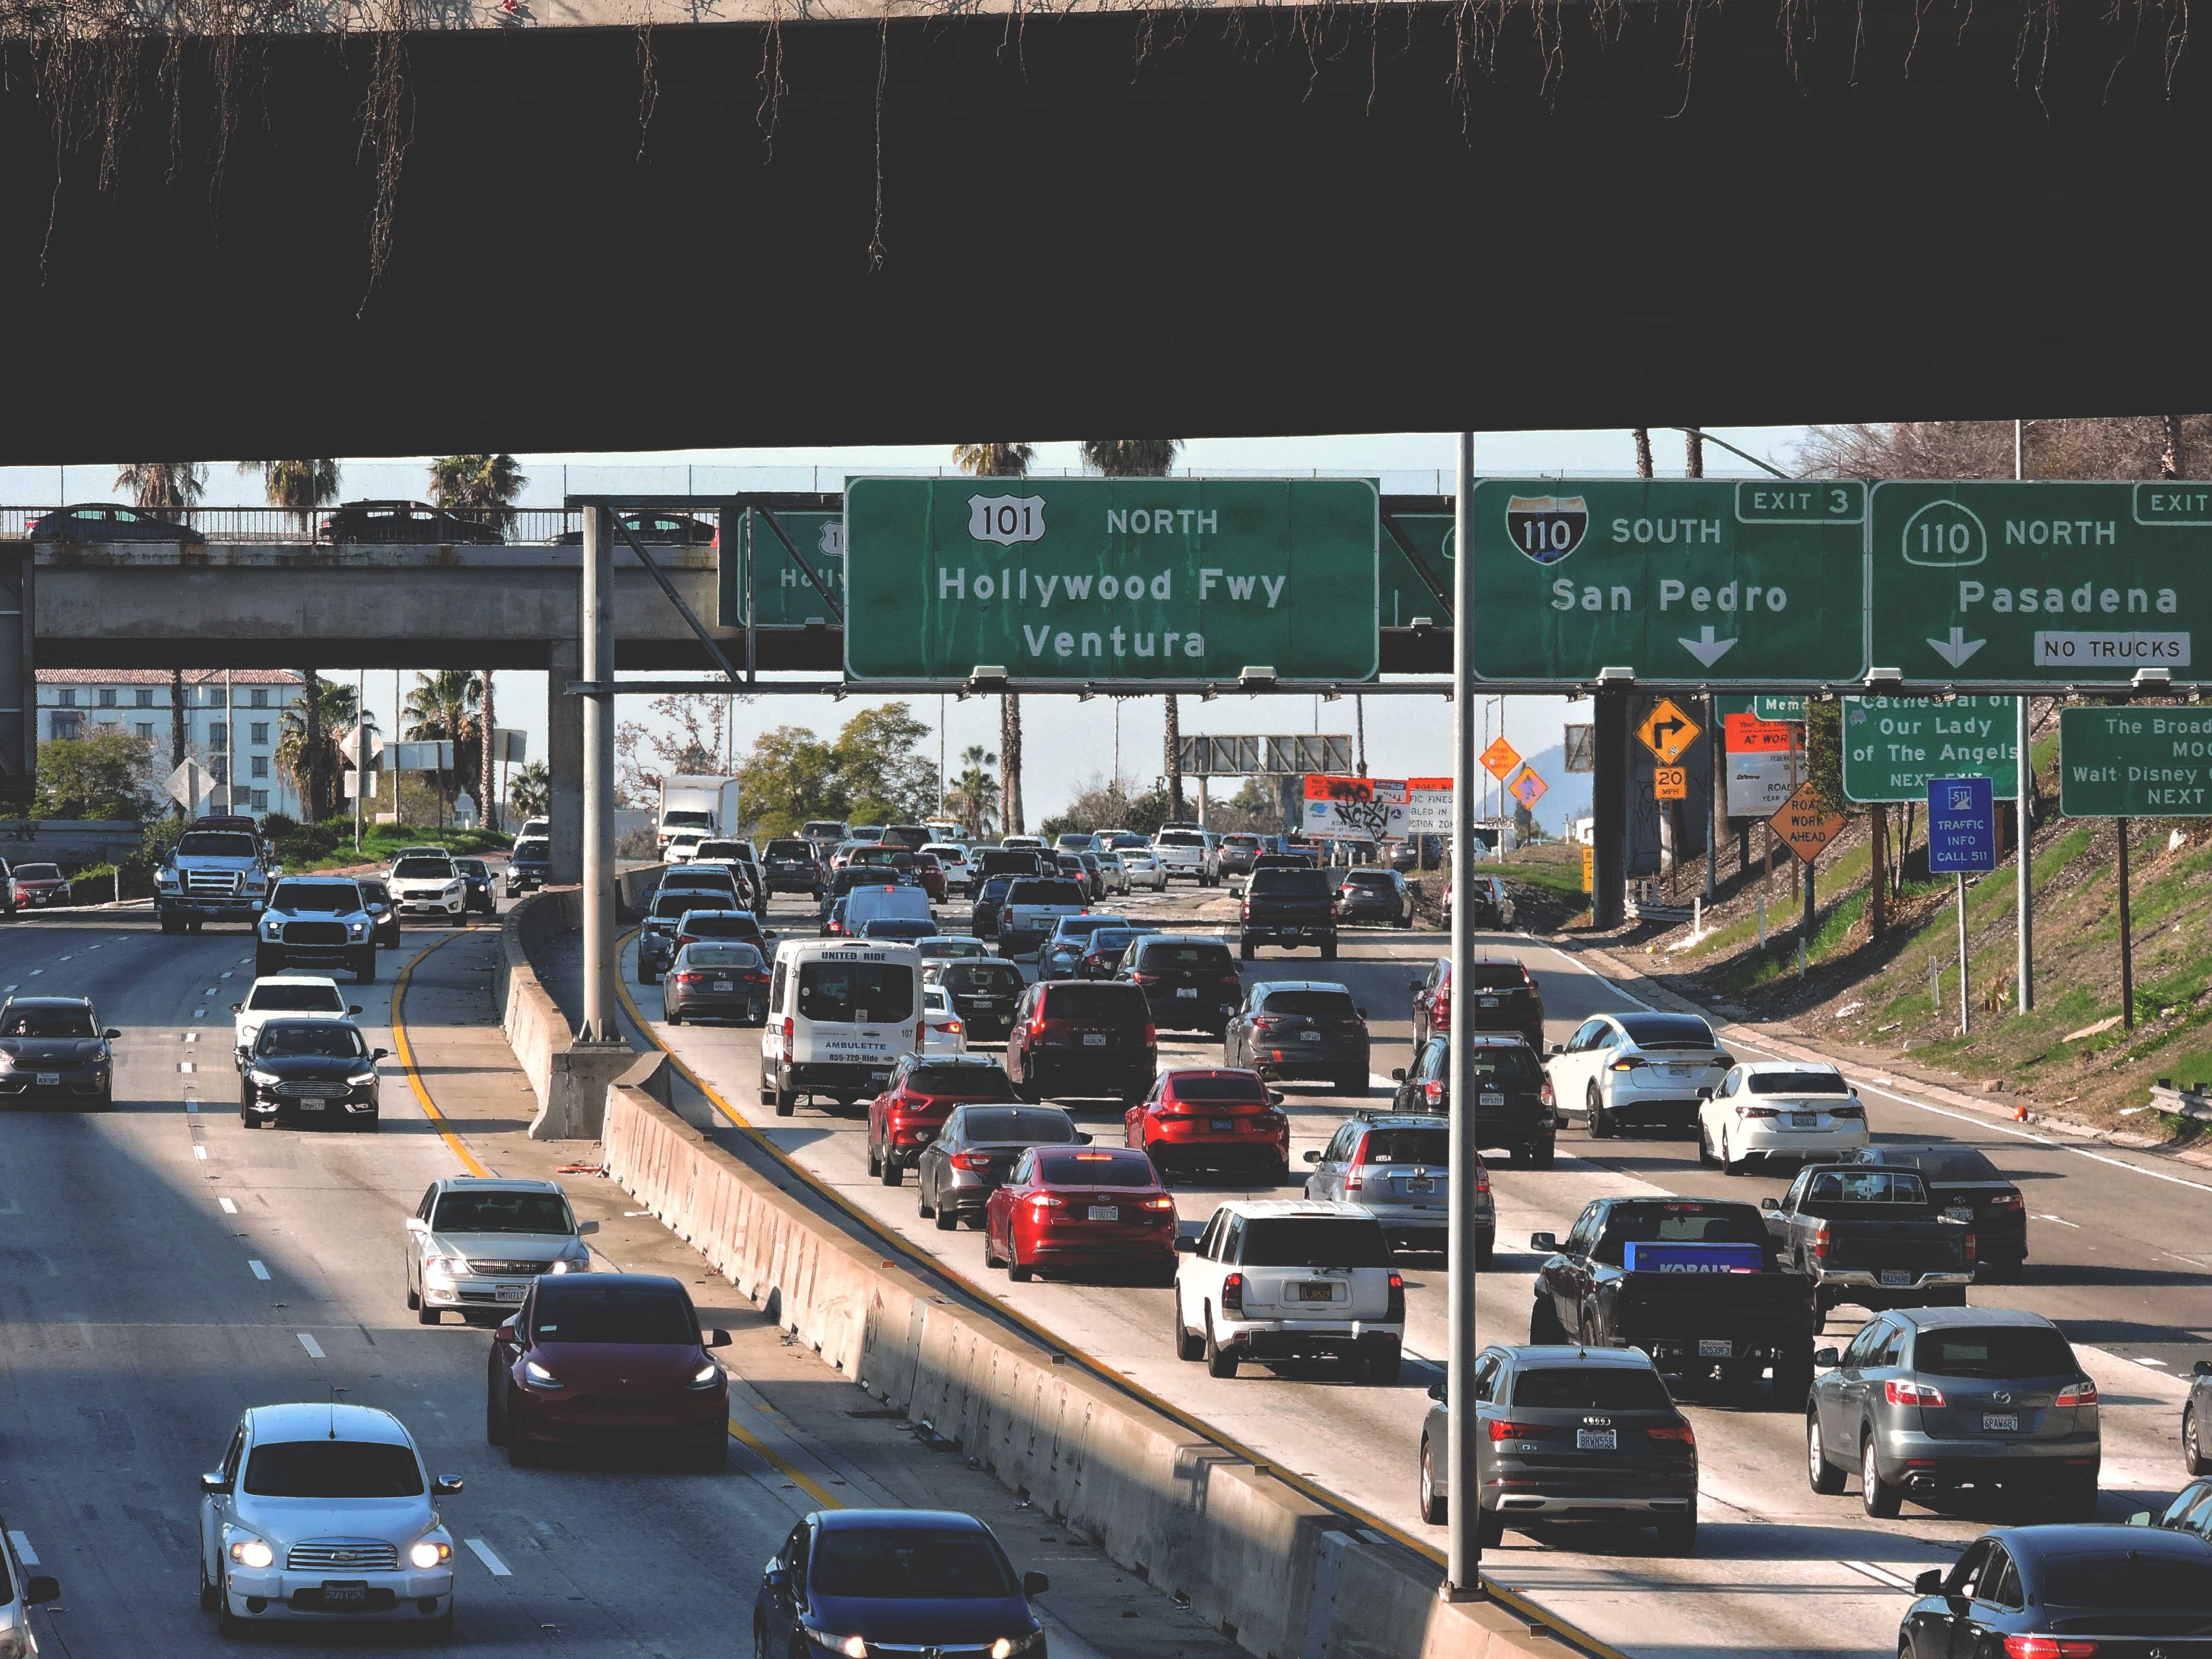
(803, 1629, 869, 1658)
(249, 1069, 281, 1087)
(0, 1624, 32, 1659)
(422, 1253, 463, 1278)
(346, 1070, 377, 1087)
(350, 920, 366, 936)
(409, 1539, 453, 1570)
(523, 1359, 562, 1388)
(156, 868, 179, 889)
(228, 1536, 276, 1569)
(990, 1635, 1045, 1659)
(686, 1360, 723, 1390)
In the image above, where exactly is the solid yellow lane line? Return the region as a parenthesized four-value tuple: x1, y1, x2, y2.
(727, 1414, 842, 1509)
(390, 929, 493, 1179)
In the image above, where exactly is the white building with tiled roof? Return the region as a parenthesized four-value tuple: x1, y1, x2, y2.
(37, 669, 306, 818)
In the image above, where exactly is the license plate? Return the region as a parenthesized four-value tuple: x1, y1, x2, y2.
(300, 1099, 327, 1111)
(1946, 1205, 1974, 1221)
(748, 1003, 763, 1020)
(1983, 1413, 2019, 1432)
(1405, 1177, 1434, 1194)
(1083, 1033, 1107, 1046)
(1880, 1269, 1912, 1287)
(1697, 1339, 1733, 1358)
(1301, 1031, 1321, 1041)
(1176, 987, 1198, 998)
(713, 979, 734, 990)
(497, 1284, 527, 1303)
(870, 1070, 890, 1083)
(35, 1072, 58, 1086)
(1479, 1091, 1504, 1106)
(1792, 1113, 1819, 1127)
(320, 1582, 368, 1605)
(1087, 1205, 1119, 1221)
(1211, 1118, 1233, 1132)
(1295, 1282, 1334, 1302)
(1575, 1429, 1618, 1451)
(1479, 996, 1500, 1008)
(1667, 1065, 1691, 1077)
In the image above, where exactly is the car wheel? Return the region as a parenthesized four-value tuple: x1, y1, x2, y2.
(254, 945, 281, 977)
(1418, 1436, 1447, 1524)
(696, 1432, 729, 1474)
(1529, 1292, 1568, 1345)
(879, 1156, 901, 1188)
(1008, 1239, 1033, 1283)
(1697, 1120, 1717, 1168)
(866, 1142, 881, 1177)
(1806, 1413, 1846, 1493)
(507, 1432, 541, 1469)
(1363, 1344, 1402, 1385)
(407, 1276, 420, 1310)
(641, 967, 658, 986)
(1174, 1293, 1204, 1361)
(2055, 1470, 2100, 1522)
(199, 1553, 220, 1612)
(353, 949, 377, 983)
(419, 1302, 442, 1326)
(1654, 1502, 1697, 1556)
(1320, 939, 1337, 961)
(666, 1008, 682, 1025)
(2188, 1406, 2210, 1476)
(1721, 1134, 1747, 1176)
(1239, 938, 1255, 961)
(486, 1378, 509, 1446)
(162, 914, 185, 936)
(934, 1203, 958, 1231)
(216, 1564, 243, 1634)
(1586, 1084, 1611, 1138)
(1203, 1310, 1238, 1378)
(1772, 1345, 1815, 1411)
(773, 1078, 795, 1118)
(1474, 1502, 1504, 1549)
(1861, 1432, 1903, 1518)
(1477, 1233, 1495, 1271)
(1523, 1140, 1556, 1172)
(1334, 1071, 1367, 1096)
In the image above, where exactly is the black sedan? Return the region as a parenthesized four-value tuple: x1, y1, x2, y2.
(1335, 868, 1414, 928)
(755, 1510, 1047, 1659)
(551, 510, 714, 546)
(505, 839, 551, 896)
(0, 996, 118, 1109)
(455, 857, 498, 915)
(1899, 1524, 2212, 1659)
(320, 499, 503, 543)
(30, 503, 205, 544)
(1224, 980, 1370, 1094)
(1839, 1142, 2029, 1276)
(239, 1018, 387, 1130)
(355, 877, 403, 947)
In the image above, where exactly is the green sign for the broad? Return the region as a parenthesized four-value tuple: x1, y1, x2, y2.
(843, 477, 1379, 683)
(2058, 705, 2212, 817)
(1842, 695, 2020, 803)
(1467, 479, 1869, 684)
(1869, 482, 2210, 686)
(717, 510, 845, 628)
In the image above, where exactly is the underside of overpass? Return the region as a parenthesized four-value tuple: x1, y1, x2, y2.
(2, 1, 2206, 462)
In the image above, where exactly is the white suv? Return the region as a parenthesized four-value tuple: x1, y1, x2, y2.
(232, 975, 360, 1067)
(1171, 1199, 1404, 1383)
(388, 856, 466, 923)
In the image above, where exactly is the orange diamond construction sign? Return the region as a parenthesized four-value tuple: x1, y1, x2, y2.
(1480, 737, 1522, 783)
(1769, 780, 1845, 866)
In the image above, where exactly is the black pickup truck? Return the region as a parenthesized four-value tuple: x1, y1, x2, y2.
(1530, 1195, 1815, 1407)
(1760, 1164, 1974, 1323)
(1239, 867, 1338, 960)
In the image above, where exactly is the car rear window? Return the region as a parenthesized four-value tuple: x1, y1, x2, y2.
(810, 1526, 1016, 1599)
(653, 895, 703, 919)
(1053, 916, 1126, 939)
(910, 1063, 1016, 1096)
(1805, 1170, 1927, 1205)
(249, 983, 346, 1012)
(682, 944, 765, 969)
(1596, 1202, 1766, 1263)
(1360, 1128, 1448, 1164)
(243, 1441, 423, 1498)
(860, 918, 936, 940)
(1037, 1151, 1156, 1186)
(1748, 1070, 1849, 1095)
(1168, 1073, 1270, 1103)
(1886, 1147, 2007, 1183)
(1459, 1044, 1541, 1082)
(1008, 879, 1086, 906)
(1343, 871, 1394, 888)
(767, 840, 815, 857)
(2039, 1550, 2212, 1610)
(959, 1108, 1079, 1145)
(1156, 831, 1206, 847)
(1041, 984, 1148, 1021)
(943, 961, 1025, 994)
(1617, 1014, 1717, 1049)
(1913, 1327, 2078, 1378)
(685, 912, 760, 933)
(1459, 963, 1529, 990)
(1258, 990, 1358, 1019)
(797, 960, 916, 1023)
(1248, 869, 1333, 898)
(1134, 941, 1235, 970)
(532, 1281, 696, 1344)
(1510, 1367, 1673, 1410)
(1239, 1216, 1391, 1268)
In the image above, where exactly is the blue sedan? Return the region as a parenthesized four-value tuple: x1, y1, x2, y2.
(755, 1510, 1048, 1659)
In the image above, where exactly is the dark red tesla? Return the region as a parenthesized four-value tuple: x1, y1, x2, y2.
(984, 1146, 1178, 1285)
(486, 1273, 732, 1470)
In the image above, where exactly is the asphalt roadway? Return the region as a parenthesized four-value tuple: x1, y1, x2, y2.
(576, 879, 2212, 1659)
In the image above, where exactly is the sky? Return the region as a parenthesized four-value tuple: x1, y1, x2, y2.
(3, 426, 1816, 828)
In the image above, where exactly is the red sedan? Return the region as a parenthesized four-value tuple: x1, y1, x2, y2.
(985, 1146, 1178, 1284)
(486, 1273, 732, 1470)
(11, 863, 67, 909)
(867, 1054, 1021, 1186)
(1125, 1067, 1290, 1184)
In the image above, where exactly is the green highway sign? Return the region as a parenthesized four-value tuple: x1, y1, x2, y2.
(2058, 705, 2212, 817)
(717, 510, 844, 628)
(1841, 695, 2019, 803)
(843, 477, 1379, 683)
(1468, 479, 1868, 684)
(1382, 513, 1452, 628)
(1870, 482, 2209, 686)
(1753, 694, 1807, 721)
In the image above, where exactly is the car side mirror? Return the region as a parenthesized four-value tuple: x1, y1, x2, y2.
(1023, 1571, 1050, 1598)
(1389, 1068, 1406, 1083)
(1268, 1091, 1286, 1106)
(1547, 1044, 1564, 1056)
(1759, 1197, 1779, 1212)
(708, 1328, 733, 1348)
(230, 1002, 243, 1013)
(764, 1567, 790, 1592)
(1357, 1008, 1368, 1020)
(1698, 1086, 1714, 1100)
(349, 1005, 362, 1015)
(1914, 1569, 1944, 1596)
(372, 1047, 390, 1060)
(575, 1219, 599, 1235)
(1427, 1379, 1447, 1402)
(496, 1317, 520, 1342)
(2197, 1360, 2212, 1378)
(1303, 1149, 1322, 1163)
(201, 1471, 231, 1494)
(2128, 1509, 2154, 1527)
(1815, 1347, 1841, 1368)
(1174, 1236, 1197, 1252)
(1530, 1231, 1559, 1252)
(433, 1475, 464, 1495)
(25, 1576, 58, 1606)
(405, 1217, 427, 1232)
(1076, 1132, 1093, 1145)
(102, 1028, 121, 1041)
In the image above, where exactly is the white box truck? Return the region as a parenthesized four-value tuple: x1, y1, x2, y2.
(657, 775, 742, 852)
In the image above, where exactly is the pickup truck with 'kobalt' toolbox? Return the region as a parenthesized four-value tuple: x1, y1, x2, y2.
(1760, 1165, 1974, 1322)
(155, 820, 277, 932)
(1530, 1195, 1815, 1405)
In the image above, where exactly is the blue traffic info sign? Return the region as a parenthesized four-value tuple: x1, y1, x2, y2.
(1926, 776, 1999, 873)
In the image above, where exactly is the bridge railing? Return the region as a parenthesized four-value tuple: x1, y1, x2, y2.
(0, 506, 715, 546)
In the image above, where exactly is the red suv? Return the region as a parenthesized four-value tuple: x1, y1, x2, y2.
(866, 1054, 1021, 1186)
(985, 1145, 1178, 1284)
(1125, 1067, 1289, 1184)
(1005, 981, 1157, 1107)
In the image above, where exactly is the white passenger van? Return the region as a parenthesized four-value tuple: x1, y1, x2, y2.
(760, 939, 923, 1115)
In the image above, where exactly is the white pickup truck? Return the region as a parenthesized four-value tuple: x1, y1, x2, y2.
(1152, 827, 1219, 887)
(996, 876, 1089, 958)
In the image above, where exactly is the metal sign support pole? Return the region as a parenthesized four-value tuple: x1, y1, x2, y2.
(2017, 697, 2034, 1011)
(579, 506, 620, 1045)
(2118, 819, 2134, 1030)
(1445, 430, 1482, 1601)
(1956, 873, 1971, 1039)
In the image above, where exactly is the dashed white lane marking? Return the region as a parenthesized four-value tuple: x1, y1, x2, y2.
(464, 1538, 511, 1577)
(178, 1062, 195, 1073)
(7, 1530, 38, 1566)
(2137, 1355, 2170, 1367)
(220, 971, 233, 979)
(248, 1260, 270, 1280)
(57, 955, 71, 962)
(1, 985, 13, 992)
(204, 987, 217, 995)
(1839, 1560, 1917, 1592)
(193, 1145, 208, 1161)
(192, 1008, 205, 1018)
(27, 970, 40, 977)
(219, 1197, 238, 1214)
(297, 1333, 325, 1359)
(184, 1031, 199, 1043)
(2038, 1213, 2081, 1227)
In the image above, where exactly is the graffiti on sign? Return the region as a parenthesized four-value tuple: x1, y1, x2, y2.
(1304, 775, 1407, 839)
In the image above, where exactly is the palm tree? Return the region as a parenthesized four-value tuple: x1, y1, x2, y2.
(239, 459, 339, 534)
(954, 442, 1033, 833)
(427, 454, 527, 526)
(1082, 440, 1187, 817)
(115, 462, 206, 510)
(277, 677, 360, 820)
(947, 744, 1000, 838)
(507, 761, 550, 822)
(478, 671, 499, 833)
(401, 669, 483, 820)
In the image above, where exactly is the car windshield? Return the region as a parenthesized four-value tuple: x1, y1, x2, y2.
(1037, 1152, 1155, 1187)
(797, 961, 915, 1023)
(14, 864, 61, 882)
(1805, 1170, 1927, 1204)
(392, 858, 454, 878)
(457, 859, 488, 878)
(1596, 1203, 1766, 1263)
(257, 1022, 367, 1059)
(1007, 880, 1085, 906)
(1168, 1074, 1269, 1103)
(1239, 1217, 1391, 1268)
(512, 840, 549, 861)
(1361, 1128, 1448, 1164)
(943, 962, 1025, 994)
(2039, 1551, 2212, 1611)
(1511, 1367, 1674, 1410)
(175, 832, 257, 859)
(1, 1007, 93, 1037)
(359, 881, 391, 902)
(1914, 1327, 2078, 1378)
(1135, 942, 1235, 970)
(1748, 1070, 1850, 1095)
(269, 882, 359, 913)
(249, 983, 345, 1012)
(1249, 869, 1333, 898)
(532, 1282, 695, 1344)
(1259, 990, 1358, 1018)
(810, 1526, 1017, 1600)
(959, 1109, 1078, 1145)
(433, 1190, 572, 1233)
(682, 945, 765, 969)
(1617, 1014, 1717, 1050)
(909, 1064, 1016, 1097)
(1088, 931, 1144, 955)
(243, 1440, 423, 1498)
(1041, 985, 1147, 1021)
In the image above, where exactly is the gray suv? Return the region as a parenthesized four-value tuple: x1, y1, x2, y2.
(1302, 1114, 1488, 1263)
(1806, 1306, 2100, 1520)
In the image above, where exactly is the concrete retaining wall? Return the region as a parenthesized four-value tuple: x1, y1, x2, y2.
(597, 1081, 1558, 1659)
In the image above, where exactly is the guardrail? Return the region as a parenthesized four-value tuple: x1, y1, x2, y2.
(2151, 1081, 2212, 1123)
(0, 506, 708, 546)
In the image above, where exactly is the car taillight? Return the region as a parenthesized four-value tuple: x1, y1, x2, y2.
(1475, 1161, 1490, 1195)
(1220, 1273, 1243, 1314)
(1434, 991, 1450, 1029)
(1385, 1271, 1405, 1321)
(1830, 1102, 1865, 1118)
(950, 1152, 989, 1171)
(1132, 971, 1159, 984)
(2004, 1638, 2099, 1659)
(1028, 1013, 1047, 1036)
(780, 1016, 794, 1063)
(1812, 1222, 1831, 1261)
(1486, 1419, 1537, 1442)
(1964, 1231, 1976, 1265)
(1990, 1191, 2025, 1211)
(671, 973, 700, 985)
(1609, 1056, 1646, 1072)
(1423, 1079, 1445, 1106)
(1141, 1195, 1176, 1211)
(1740, 1104, 1779, 1119)
(1646, 1423, 1695, 1445)
(1540, 1076, 1555, 1107)
(1028, 1193, 1063, 1210)
(2057, 1378, 2098, 1407)
(1883, 1378, 1946, 1407)
(1252, 1016, 1281, 1032)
